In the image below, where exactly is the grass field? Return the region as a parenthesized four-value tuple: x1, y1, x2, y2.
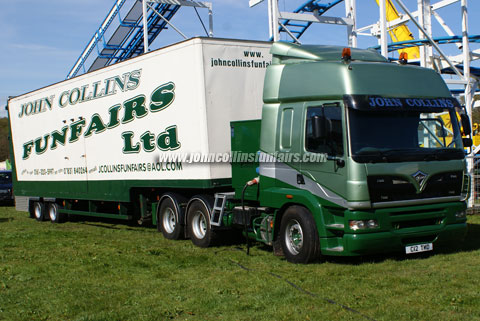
(1, 206, 480, 321)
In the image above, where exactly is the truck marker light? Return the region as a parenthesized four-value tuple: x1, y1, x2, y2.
(286, 195, 293, 199)
(399, 52, 408, 65)
(342, 48, 351, 61)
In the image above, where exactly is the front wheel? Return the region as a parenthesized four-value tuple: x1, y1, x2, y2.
(187, 199, 212, 248)
(280, 206, 320, 264)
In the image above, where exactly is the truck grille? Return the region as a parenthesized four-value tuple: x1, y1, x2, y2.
(368, 171, 462, 203)
(393, 218, 443, 229)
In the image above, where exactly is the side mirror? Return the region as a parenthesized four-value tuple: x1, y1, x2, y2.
(463, 137, 473, 148)
(460, 114, 472, 136)
(312, 115, 332, 139)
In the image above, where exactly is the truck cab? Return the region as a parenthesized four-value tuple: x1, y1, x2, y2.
(256, 42, 469, 262)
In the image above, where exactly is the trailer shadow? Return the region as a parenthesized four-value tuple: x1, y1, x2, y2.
(68, 215, 155, 233)
(68, 216, 249, 247)
(320, 222, 480, 266)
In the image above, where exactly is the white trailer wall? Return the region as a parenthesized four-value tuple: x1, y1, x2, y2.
(8, 38, 272, 184)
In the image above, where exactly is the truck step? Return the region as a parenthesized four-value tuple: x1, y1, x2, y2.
(210, 192, 235, 227)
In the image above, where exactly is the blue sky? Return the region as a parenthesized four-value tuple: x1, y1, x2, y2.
(1, 0, 478, 118)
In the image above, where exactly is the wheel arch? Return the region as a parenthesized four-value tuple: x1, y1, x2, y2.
(156, 192, 188, 227)
(269, 190, 329, 241)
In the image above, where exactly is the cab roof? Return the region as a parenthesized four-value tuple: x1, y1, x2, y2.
(271, 42, 388, 63)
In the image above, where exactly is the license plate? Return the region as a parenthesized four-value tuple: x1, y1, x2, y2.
(0, 190, 7, 193)
(405, 243, 433, 254)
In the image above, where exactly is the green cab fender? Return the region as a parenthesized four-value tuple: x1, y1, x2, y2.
(260, 186, 335, 239)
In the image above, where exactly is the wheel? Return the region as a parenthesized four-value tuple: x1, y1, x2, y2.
(29, 203, 35, 218)
(48, 203, 65, 223)
(187, 199, 212, 248)
(280, 206, 320, 264)
(33, 202, 46, 222)
(158, 196, 184, 240)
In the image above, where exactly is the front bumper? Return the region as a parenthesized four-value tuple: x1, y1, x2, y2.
(320, 201, 467, 256)
(341, 222, 466, 255)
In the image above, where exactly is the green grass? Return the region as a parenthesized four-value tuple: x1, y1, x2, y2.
(1, 206, 480, 321)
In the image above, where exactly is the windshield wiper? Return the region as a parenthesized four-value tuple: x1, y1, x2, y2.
(355, 148, 415, 162)
(354, 147, 464, 163)
(355, 149, 392, 163)
(422, 148, 464, 161)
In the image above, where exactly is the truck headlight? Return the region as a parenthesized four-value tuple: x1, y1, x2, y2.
(349, 219, 378, 231)
(366, 219, 379, 228)
(455, 210, 466, 218)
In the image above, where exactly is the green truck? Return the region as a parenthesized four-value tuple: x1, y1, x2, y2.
(8, 38, 471, 263)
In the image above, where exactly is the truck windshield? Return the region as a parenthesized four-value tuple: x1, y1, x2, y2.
(348, 107, 464, 163)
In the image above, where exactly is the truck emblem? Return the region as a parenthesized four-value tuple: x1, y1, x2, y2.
(412, 171, 428, 190)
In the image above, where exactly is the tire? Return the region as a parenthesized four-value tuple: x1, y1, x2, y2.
(29, 203, 35, 218)
(187, 199, 212, 248)
(33, 202, 46, 222)
(48, 203, 65, 223)
(280, 206, 320, 264)
(158, 196, 184, 240)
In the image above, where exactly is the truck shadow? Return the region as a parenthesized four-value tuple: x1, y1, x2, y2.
(59, 215, 480, 264)
(323, 222, 480, 266)
(69, 215, 155, 233)
(70, 216, 248, 246)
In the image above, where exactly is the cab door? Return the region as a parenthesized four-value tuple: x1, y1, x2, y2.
(300, 102, 347, 206)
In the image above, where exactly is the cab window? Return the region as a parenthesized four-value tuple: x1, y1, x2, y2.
(305, 104, 343, 156)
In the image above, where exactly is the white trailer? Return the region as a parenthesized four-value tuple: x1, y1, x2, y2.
(8, 38, 272, 204)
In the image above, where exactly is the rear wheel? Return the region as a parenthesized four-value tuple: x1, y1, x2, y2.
(280, 206, 320, 264)
(158, 197, 183, 240)
(187, 199, 212, 248)
(33, 202, 46, 222)
(48, 203, 65, 223)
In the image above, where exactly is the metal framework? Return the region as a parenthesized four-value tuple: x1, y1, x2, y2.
(142, 0, 212, 53)
(256, 1, 477, 93)
(67, 0, 212, 79)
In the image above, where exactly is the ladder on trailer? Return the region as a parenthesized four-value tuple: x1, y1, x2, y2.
(210, 192, 235, 227)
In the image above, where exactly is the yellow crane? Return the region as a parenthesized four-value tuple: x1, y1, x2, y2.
(375, 0, 420, 59)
